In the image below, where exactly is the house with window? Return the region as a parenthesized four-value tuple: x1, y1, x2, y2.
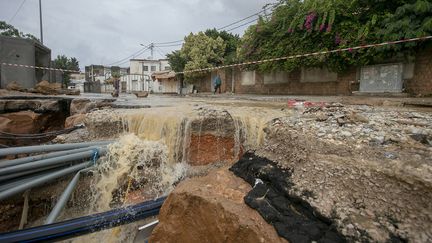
(121, 59, 172, 93)
(151, 71, 180, 94)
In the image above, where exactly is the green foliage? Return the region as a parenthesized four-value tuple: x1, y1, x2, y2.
(167, 31, 226, 83)
(167, 50, 187, 81)
(204, 29, 240, 64)
(238, 0, 432, 72)
(52, 55, 79, 86)
(0, 21, 39, 41)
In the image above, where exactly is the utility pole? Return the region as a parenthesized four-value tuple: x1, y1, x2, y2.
(39, 0, 43, 44)
(150, 43, 154, 60)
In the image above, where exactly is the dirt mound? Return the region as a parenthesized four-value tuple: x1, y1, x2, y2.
(33, 80, 62, 95)
(150, 168, 286, 243)
(6, 81, 26, 92)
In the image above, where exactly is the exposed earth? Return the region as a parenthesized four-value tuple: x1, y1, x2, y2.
(0, 91, 431, 242)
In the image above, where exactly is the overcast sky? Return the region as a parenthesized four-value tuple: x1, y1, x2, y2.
(0, 0, 273, 70)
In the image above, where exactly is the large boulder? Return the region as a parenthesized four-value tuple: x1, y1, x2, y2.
(150, 168, 286, 243)
(0, 111, 46, 134)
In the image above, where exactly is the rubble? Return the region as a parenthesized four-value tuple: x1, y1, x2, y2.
(5, 81, 26, 92)
(64, 114, 86, 128)
(70, 98, 115, 115)
(256, 104, 432, 242)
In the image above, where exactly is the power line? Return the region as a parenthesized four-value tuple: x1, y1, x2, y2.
(155, 47, 166, 58)
(153, 40, 184, 45)
(106, 4, 275, 65)
(154, 43, 183, 48)
(106, 44, 151, 66)
(177, 36, 432, 74)
(151, 4, 276, 47)
(225, 17, 259, 32)
(217, 8, 267, 31)
(9, 0, 27, 23)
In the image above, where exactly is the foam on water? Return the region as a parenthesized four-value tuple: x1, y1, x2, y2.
(90, 134, 187, 212)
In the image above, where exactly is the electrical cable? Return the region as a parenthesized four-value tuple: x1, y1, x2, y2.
(154, 43, 183, 48)
(8, 0, 27, 23)
(217, 6, 270, 31)
(106, 44, 151, 66)
(148, 4, 277, 49)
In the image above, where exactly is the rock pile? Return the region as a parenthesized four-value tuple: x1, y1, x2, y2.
(256, 104, 432, 242)
(284, 104, 432, 148)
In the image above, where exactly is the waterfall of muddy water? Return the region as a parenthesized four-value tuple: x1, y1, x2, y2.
(122, 107, 197, 164)
(226, 107, 289, 154)
(90, 134, 187, 212)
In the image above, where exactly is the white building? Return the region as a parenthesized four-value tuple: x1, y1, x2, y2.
(69, 73, 86, 93)
(121, 59, 173, 93)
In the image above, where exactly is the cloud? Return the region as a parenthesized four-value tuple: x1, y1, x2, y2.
(0, 0, 274, 69)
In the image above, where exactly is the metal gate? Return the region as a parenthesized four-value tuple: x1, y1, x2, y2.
(360, 64, 403, 93)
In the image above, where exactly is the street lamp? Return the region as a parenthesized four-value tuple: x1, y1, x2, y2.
(39, 0, 43, 44)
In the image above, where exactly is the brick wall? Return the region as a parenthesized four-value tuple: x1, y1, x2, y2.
(406, 48, 432, 95)
(233, 68, 355, 96)
(193, 70, 232, 93)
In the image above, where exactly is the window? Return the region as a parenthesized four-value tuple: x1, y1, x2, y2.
(164, 66, 171, 71)
(143, 65, 149, 71)
(151, 66, 157, 71)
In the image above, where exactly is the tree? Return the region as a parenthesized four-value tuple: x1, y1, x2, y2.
(237, 0, 432, 73)
(0, 21, 39, 41)
(179, 32, 226, 82)
(167, 50, 187, 81)
(204, 29, 240, 64)
(52, 55, 80, 87)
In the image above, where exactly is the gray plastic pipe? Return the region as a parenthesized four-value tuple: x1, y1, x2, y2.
(0, 148, 106, 176)
(44, 167, 93, 225)
(0, 146, 106, 169)
(0, 162, 91, 201)
(0, 172, 51, 192)
(0, 141, 112, 157)
(0, 164, 68, 182)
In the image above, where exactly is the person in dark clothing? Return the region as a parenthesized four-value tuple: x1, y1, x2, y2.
(213, 74, 222, 94)
(112, 79, 120, 97)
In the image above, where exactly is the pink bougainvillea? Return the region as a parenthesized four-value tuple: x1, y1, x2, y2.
(319, 24, 326, 32)
(304, 12, 317, 32)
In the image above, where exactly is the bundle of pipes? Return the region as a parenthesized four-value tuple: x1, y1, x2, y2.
(0, 141, 112, 224)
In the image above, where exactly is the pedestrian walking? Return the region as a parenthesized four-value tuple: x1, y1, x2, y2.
(213, 74, 222, 94)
